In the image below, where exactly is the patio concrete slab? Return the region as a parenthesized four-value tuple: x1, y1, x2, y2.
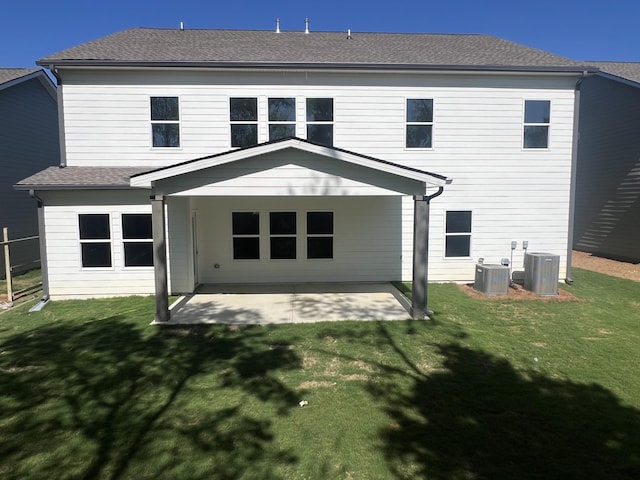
(166, 283, 411, 325)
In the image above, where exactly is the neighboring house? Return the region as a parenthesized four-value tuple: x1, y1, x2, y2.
(574, 62, 640, 262)
(0, 69, 59, 277)
(16, 27, 596, 320)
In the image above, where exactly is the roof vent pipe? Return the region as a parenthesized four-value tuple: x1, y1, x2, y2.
(275, 18, 280, 33)
(347, 29, 352, 40)
(304, 18, 310, 34)
(179, 21, 184, 31)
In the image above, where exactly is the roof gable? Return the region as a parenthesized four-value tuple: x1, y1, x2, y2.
(587, 61, 640, 86)
(0, 69, 55, 98)
(130, 138, 450, 194)
(38, 28, 595, 73)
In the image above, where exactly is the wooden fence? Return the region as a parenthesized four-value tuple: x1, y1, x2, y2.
(2, 227, 41, 304)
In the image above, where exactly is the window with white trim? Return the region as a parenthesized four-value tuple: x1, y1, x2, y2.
(445, 211, 472, 258)
(122, 214, 154, 267)
(79, 214, 112, 267)
(150, 97, 180, 147)
(307, 212, 333, 259)
(232, 212, 260, 259)
(270, 212, 296, 259)
(269, 98, 296, 141)
(523, 100, 550, 149)
(406, 99, 433, 148)
(230, 97, 258, 147)
(306, 98, 333, 147)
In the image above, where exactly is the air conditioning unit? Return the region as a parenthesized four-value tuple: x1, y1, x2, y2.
(524, 253, 560, 295)
(474, 264, 510, 295)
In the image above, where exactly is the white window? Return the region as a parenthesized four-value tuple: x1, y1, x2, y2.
(150, 97, 180, 147)
(232, 212, 260, 259)
(523, 100, 550, 149)
(122, 214, 153, 267)
(306, 98, 333, 147)
(406, 99, 433, 148)
(79, 214, 112, 267)
(268, 98, 296, 141)
(445, 211, 471, 258)
(307, 212, 333, 259)
(270, 212, 297, 259)
(230, 98, 258, 147)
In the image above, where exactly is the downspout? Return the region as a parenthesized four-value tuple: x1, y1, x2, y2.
(49, 65, 67, 168)
(29, 190, 50, 309)
(565, 71, 589, 285)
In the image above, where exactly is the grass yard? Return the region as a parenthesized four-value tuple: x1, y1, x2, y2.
(0, 269, 42, 304)
(0, 268, 639, 479)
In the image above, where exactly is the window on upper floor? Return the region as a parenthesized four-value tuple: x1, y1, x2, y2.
(122, 214, 154, 267)
(269, 98, 296, 141)
(445, 211, 472, 258)
(79, 214, 112, 268)
(523, 100, 550, 149)
(151, 97, 180, 147)
(230, 97, 258, 147)
(406, 99, 433, 148)
(306, 98, 333, 147)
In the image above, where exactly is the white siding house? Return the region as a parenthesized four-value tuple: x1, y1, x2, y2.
(16, 28, 597, 319)
(0, 69, 59, 277)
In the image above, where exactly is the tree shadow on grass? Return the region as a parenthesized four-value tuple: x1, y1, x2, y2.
(370, 337, 640, 479)
(0, 317, 300, 479)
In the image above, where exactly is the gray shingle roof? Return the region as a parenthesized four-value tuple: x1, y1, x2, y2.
(587, 61, 640, 85)
(38, 28, 594, 72)
(15, 167, 149, 190)
(0, 68, 40, 86)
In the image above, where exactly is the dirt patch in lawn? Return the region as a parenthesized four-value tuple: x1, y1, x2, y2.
(458, 282, 580, 301)
(572, 250, 640, 282)
(459, 250, 639, 301)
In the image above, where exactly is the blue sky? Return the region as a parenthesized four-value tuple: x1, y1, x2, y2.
(3, 0, 639, 67)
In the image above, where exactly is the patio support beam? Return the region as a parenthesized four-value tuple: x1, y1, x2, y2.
(411, 188, 444, 319)
(151, 194, 170, 322)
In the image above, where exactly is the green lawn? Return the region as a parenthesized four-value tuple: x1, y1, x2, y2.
(1, 268, 639, 479)
(0, 268, 42, 303)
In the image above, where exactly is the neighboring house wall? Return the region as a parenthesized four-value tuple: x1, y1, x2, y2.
(0, 73, 59, 276)
(53, 69, 575, 289)
(575, 75, 640, 261)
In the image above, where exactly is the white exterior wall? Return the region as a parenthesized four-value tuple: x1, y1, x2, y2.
(189, 196, 402, 284)
(40, 190, 155, 299)
(56, 68, 577, 285)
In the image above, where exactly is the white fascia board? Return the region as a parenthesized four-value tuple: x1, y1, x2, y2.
(130, 138, 450, 188)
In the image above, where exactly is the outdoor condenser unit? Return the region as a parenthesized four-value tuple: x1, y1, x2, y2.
(524, 252, 560, 296)
(473, 264, 510, 295)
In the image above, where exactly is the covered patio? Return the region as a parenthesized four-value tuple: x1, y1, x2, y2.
(130, 138, 451, 323)
(164, 282, 412, 325)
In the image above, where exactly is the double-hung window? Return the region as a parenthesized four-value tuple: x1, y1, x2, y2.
(230, 97, 258, 147)
(122, 214, 153, 267)
(307, 212, 333, 259)
(306, 98, 333, 147)
(270, 212, 296, 259)
(269, 98, 296, 141)
(406, 99, 433, 148)
(79, 214, 112, 268)
(232, 212, 260, 259)
(151, 97, 180, 147)
(445, 211, 472, 258)
(523, 100, 550, 149)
